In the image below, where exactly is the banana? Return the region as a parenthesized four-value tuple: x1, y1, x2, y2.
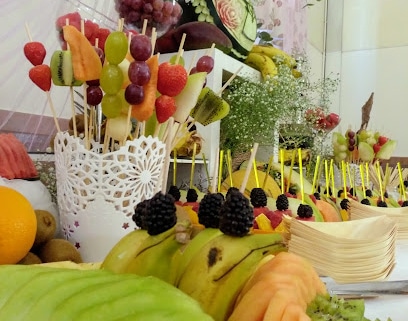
(100, 229, 150, 274)
(173, 227, 223, 286)
(251, 44, 297, 67)
(177, 232, 287, 321)
(244, 52, 278, 80)
(123, 222, 192, 285)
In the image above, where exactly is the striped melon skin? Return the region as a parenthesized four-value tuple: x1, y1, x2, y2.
(0, 265, 214, 321)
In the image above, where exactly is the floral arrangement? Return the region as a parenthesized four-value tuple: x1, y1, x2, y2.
(220, 55, 339, 158)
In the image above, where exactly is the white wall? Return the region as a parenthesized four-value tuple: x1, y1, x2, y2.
(325, 0, 408, 157)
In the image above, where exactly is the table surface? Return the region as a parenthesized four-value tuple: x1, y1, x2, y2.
(331, 240, 408, 321)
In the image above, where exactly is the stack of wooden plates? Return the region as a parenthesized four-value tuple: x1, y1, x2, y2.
(349, 198, 408, 239)
(287, 215, 397, 283)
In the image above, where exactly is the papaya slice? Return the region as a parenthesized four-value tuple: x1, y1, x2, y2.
(131, 54, 158, 122)
(62, 25, 102, 81)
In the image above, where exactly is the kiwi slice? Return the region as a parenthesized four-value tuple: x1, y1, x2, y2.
(50, 50, 82, 86)
(38, 239, 82, 264)
(307, 294, 366, 321)
(190, 87, 230, 126)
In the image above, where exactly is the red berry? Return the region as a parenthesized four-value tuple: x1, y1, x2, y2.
(157, 62, 187, 96)
(55, 12, 81, 30)
(96, 28, 111, 52)
(378, 135, 388, 146)
(29, 64, 51, 92)
(373, 143, 381, 154)
(23, 42, 46, 66)
(155, 95, 176, 123)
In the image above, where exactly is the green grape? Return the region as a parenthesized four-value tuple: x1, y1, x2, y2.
(104, 31, 129, 65)
(100, 64, 124, 95)
(117, 88, 131, 114)
(101, 93, 122, 118)
(169, 54, 185, 66)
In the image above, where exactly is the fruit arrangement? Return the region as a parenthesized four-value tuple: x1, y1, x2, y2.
(332, 128, 397, 164)
(1, 158, 395, 320)
(24, 11, 234, 154)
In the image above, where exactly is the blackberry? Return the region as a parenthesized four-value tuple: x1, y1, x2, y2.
(360, 198, 371, 205)
(144, 192, 177, 235)
(337, 189, 344, 198)
(377, 200, 388, 208)
(219, 190, 253, 237)
(276, 194, 289, 211)
(297, 204, 313, 218)
(186, 188, 199, 202)
(383, 191, 389, 199)
(226, 187, 240, 199)
(404, 180, 408, 189)
(132, 199, 149, 229)
(168, 185, 181, 202)
(324, 187, 332, 196)
(401, 200, 408, 207)
(365, 189, 373, 197)
(198, 193, 224, 228)
(340, 198, 350, 211)
(288, 186, 297, 196)
(250, 188, 267, 208)
(349, 188, 356, 197)
(313, 192, 321, 200)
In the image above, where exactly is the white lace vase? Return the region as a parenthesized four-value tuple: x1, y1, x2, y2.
(54, 132, 166, 262)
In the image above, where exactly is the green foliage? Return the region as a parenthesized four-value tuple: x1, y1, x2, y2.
(220, 56, 339, 156)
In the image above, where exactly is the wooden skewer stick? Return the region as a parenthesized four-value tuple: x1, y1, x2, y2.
(239, 143, 259, 194)
(25, 23, 61, 133)
(211, 148, 220, 193)
(161, 117, 175, 193)
(217, 66, 243, 96)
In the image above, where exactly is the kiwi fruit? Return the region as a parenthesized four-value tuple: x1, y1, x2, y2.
(17, 252, 42, 265)
(307, 293, 366, 320)
(32, 210, 57, 250)
(190, 88, 230, 126)
(39, 239, 83, 264)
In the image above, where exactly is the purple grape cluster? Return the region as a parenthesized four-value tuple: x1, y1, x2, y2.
(115, 0, 182, 36)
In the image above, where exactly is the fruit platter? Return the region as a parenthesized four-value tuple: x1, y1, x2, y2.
(2, 1, 408, 320)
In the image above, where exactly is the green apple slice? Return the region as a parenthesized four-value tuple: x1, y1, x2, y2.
(358, 141, 375, 162)
(376, 139, 397, 160)
(173, 72, 207, 123)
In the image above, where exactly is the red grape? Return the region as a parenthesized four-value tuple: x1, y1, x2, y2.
(129, 34, 152, 61)
(87, 86, 103, 106)
(348, 138, 355, 146)
(347, 130, 355, 138)
(125, 83, 144, 105)
(128, 61, 151, 86)
(196, 55, 214, 73)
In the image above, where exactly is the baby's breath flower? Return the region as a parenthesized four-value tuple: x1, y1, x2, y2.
(221, 56, 339, 156)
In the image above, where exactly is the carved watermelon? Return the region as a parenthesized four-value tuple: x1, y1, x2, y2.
(179, 0, 257, 60)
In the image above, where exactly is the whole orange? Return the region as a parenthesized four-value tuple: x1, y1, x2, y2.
(0, 186, 37, 264)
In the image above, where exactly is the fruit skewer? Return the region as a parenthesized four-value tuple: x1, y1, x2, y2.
(24, 23, 61, 133)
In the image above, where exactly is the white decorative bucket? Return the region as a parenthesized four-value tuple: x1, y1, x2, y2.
(54, 132, 166, 262)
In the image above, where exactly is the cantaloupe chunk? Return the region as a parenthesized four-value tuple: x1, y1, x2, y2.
(315, 199, 341, 222)
(262, 290, 294, 321)
(281, 302, 311, 321)
(62, 25, 102, 81)
(131, 54, 158, 122)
